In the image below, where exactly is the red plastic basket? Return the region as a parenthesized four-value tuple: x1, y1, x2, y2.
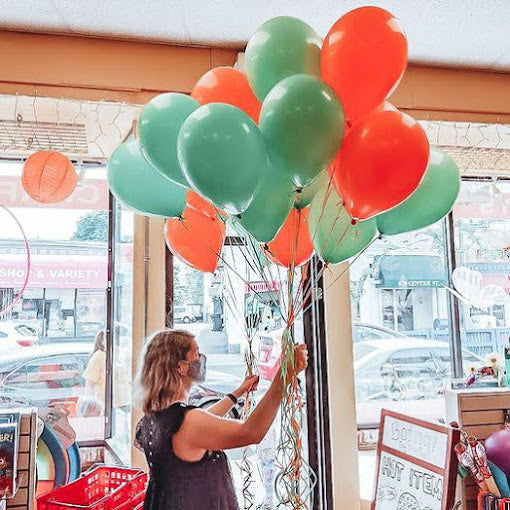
(37, 466, 146, 510)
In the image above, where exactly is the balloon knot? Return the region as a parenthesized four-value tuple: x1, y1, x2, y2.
(351, 218, 357, 226)
(346, 119, 353, 128)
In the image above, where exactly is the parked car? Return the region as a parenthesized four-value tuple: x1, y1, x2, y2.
(254, 322, 409, 381)
(174, 306, 196, 324)
(353, 338, 484, 402)
(0, 320, 39, 349)
(0, 342, 242, 417)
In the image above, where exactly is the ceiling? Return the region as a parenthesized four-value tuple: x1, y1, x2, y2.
(1, 0, 510, 71)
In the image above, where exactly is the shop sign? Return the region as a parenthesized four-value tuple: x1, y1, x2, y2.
(0, 175, 108, 210)
(244, 281, 280, 294)
(0, 254, 107, 289)
(397, 280, 445, 288)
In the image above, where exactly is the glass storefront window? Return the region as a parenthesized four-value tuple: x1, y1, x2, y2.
(350, 223, 456, 429)
(453, 180, 510, 360)
(173, 243, 308, 509)
(109, 200, 134, 463)
(0, 160, 109, 441)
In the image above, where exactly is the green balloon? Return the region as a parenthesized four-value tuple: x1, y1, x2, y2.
(260, 74, 345, 188)
(138, 93, 199, 187)
(238, 167, 294, 243)
(178, 103, 268, 215)
(108, 141, 186, 217)
(377, 150, 461, 236)
(245, 16, 322, 101)
(297, 170, 331, 208)
(309, 184, 377, 264)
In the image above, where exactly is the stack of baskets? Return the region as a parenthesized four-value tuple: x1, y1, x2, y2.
(37, 466, 147, 510)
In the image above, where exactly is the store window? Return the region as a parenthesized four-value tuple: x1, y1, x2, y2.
(350, 223, 454, 429)
(453, 179, 510, 358)
(171, 241, 309, 509)
(109, 199, 134, 463)
(0, 160, 109, 441)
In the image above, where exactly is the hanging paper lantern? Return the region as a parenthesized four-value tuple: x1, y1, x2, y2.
(22, 151, 78, 204)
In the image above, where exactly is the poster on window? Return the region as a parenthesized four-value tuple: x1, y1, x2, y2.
(372, 410, 459, 510)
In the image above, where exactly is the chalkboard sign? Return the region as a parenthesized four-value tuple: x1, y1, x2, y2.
(372, 410, 460, 510)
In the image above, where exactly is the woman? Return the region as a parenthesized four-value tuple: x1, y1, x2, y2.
(81, 329, 130, 416)
(80, 330, 106, 416)
(135, 329, 308, 510)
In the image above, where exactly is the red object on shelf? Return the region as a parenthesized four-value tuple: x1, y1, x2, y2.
(37, 466, 147, 510)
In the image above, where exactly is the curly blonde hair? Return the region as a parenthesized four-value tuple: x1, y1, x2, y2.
(135, 329, 195, 414)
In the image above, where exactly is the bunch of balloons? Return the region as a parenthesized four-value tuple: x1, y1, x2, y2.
(108, 6, 460, 274)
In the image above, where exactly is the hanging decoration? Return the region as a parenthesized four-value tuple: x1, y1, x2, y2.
(22, 150, 78, 204)
(105, 7, 462, 508)
(0, 205, 31, 317)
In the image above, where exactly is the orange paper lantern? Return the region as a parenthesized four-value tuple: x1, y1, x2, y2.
(22, 151, 78, 204)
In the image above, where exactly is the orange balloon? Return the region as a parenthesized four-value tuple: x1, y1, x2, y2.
(331, 106, 429, 221)
(186, 190, 229, 221)
(264, 208, 314, 268)
(191, 67, 261, 123)
(22, 150, 77, 204)
(321, 7, 407, 122)
(165, 206, 226, 273)
(186, 190, 217, 218)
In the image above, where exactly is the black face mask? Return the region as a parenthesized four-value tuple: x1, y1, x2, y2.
(186, 353, 207, 383)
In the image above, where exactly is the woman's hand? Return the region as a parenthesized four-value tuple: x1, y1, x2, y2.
(282, 344, 308, 382)
(234, 374, 260, 398)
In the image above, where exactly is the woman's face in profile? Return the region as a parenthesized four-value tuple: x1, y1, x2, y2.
(186, 338, 200, 363)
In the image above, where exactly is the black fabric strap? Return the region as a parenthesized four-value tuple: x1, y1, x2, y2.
(226, 393, 238, 404)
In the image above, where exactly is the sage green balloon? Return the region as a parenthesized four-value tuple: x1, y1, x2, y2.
(377, 150, 461, 236)
(178, 103, 268, 215)
(309, 184, 377, 264)
(260, 74, 345, 188)
(245, 16, 322, 101)
(297, 170, 330, 208)
(238, 167, 294, 243)
(108, 141, 186, 217)
(138, 93, 199, 187)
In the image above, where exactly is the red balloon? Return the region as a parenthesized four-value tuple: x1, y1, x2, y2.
(191, 67, 261, 123)
(332, 106, 429, 220)
(165, 206, 226, 273)
(264, 208, 314, 268)
(321, 7, 407, 122)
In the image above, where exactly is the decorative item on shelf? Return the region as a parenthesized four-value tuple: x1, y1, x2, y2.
(0, 407, 37, 510)
(0, 417, 19, 499)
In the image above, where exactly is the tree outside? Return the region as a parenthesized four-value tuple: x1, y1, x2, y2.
(71, 211, 109, 242)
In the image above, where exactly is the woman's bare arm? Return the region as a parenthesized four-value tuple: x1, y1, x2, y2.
(174, 345, 307, 454)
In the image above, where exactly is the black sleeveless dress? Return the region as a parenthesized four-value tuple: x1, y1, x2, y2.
(135, 402, 239, 510)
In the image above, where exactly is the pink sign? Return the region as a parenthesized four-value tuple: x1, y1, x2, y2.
(0, 254, 108, 289)
(245, 281, 280, 294)
(454, 195, 510, 220)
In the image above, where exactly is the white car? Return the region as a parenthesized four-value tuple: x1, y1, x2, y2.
(0, 320, 39, 350)
(354, 338, 484, 425)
